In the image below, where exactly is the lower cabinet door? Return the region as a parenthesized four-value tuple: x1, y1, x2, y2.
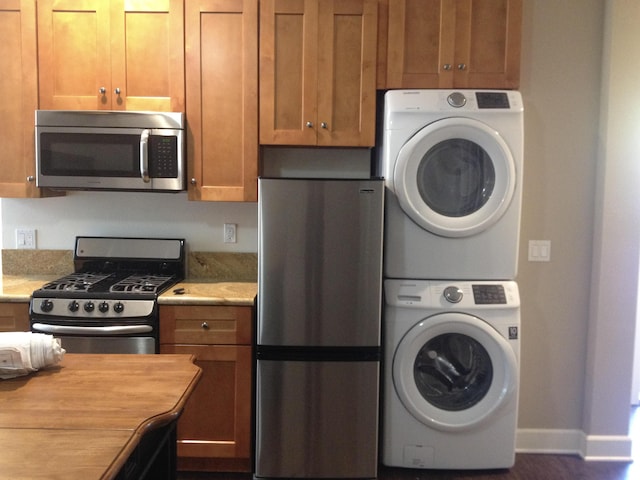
(159, 343, 252, 471)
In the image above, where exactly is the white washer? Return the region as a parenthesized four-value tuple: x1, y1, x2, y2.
(381, 90, 524, 280)
(382, 279, 520, 470)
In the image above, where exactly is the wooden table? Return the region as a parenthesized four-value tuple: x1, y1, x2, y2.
(0, 354, 201, 480)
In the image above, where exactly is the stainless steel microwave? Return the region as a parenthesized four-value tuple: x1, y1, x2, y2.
(35, 110, 185, 192)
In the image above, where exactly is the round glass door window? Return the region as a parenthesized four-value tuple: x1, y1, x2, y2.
(393, 118, 516, 237)
(417, 139, 495, 217)
(414, 333, 493, 411)
(393, 313, 518, 431)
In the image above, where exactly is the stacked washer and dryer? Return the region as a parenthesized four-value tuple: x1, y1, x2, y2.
(380, 90, 523, 470)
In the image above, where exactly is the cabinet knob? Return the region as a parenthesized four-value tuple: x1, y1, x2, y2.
(457, 63, 467, 71)
(114, 87, 121, 95)
(99, 87, 106, 95)
(443, 64, 452, 70)
(306, 121, 313, 128)
(190, 178, 197, 185)
(26, 175, 35, 182)
(201, 322, 209, 330)
(320, 122, 328, 129)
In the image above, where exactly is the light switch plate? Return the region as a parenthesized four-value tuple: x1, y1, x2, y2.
(528, 240, 551, 262)
(16, 228, 36, 249)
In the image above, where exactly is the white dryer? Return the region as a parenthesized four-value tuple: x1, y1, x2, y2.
(382, 279, 520, 470)
(381, 90, 524, 280)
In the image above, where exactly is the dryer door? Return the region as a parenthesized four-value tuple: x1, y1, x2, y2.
(393, 313, 518, 432)
(393, 117, 516, 237)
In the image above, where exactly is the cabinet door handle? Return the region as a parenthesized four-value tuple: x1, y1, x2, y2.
(114, 87, 121, 95)
(99, 87, 106, 95)
(457, 63, 467, 71)
(443, 64, 452, 70)
(201, 322, 209, 330)
(190, 178, 197, 185)
(26, 175, 35, 182)
(306, 121, 313, 128)
(320, 122, 328, 129)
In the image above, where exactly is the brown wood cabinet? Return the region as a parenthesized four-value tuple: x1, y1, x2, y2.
(159, 305, 252, 472)
(259, 0, 378, 146)
(0, 0, 40, 198)
(382, 0, 522, 89)
(185, 0, 258, 202)
(37, 0, 185, 111)
(0, 302, 30, 332)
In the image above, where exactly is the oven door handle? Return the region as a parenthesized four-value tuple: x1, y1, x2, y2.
(32, 323, 153, 335)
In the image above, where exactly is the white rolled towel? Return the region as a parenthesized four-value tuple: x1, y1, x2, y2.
(0, 331, 66, 379)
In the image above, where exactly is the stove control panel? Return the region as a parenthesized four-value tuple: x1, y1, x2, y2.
(31, 298, 155, 318)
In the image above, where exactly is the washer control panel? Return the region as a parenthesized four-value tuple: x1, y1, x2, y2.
(385, 279, 520, 308)
(471, 284, 507, 304)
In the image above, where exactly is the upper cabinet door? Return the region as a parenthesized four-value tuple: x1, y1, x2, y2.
(112, 0, 185, 111)
(259, 0, 318, 145)
(386, 0, 456, 88)
(0, 0, 40, 198)
(260, 0, 377, 146)
(454, 0, 522, 89)
(37, 0, 111, 110)
(384, 0, 522, 90)
(316, 0, 377, 146)
(185, 0, 258, 202)
(37, 0, 185, 111)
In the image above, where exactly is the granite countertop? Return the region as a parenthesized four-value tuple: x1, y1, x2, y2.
(0, 250, 258, 306)
(0, 275, 257, 306)
(158, 280, 256, 306)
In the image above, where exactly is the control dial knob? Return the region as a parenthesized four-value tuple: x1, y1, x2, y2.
(68, 301, 80, 312)
(447, 91, 467, 108)
(84, 301, 95, 313)
(40, 299, 54, 313)
(98, 302, 110, 313)
(113, 302, 125, 314)
(443, 286, 463, 303)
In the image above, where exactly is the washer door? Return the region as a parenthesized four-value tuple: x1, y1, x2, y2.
(393, 117, 516, 237)
(393, 313, 518, 432)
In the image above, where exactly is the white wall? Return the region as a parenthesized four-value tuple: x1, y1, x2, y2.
(583, 0, 640, 445)
(1, 192, 257, 252)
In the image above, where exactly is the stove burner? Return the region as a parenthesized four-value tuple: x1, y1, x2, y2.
(109, 274, 176, 294)
(41, 273, 113, 292)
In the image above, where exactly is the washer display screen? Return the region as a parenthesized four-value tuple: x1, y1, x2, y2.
(414, 333, 493, 411)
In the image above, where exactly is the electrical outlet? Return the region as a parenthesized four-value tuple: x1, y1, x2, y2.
(16, 228, 37, 249)
(224, 223, 237, 243)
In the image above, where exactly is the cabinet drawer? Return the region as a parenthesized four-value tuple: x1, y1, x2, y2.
(0, 303, 30, 332)
(160, 305, 252, 345)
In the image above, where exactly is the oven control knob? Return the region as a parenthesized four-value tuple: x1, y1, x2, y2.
(443, 286, 463, 303)
(84, 301, 95, 313)
(68, 301, 80, 312)
(40, 299, 54, 313)
(98, 302, 109, 313)
(113, 302, 125, 314)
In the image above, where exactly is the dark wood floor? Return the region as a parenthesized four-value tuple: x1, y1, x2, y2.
(178, 454, 636, 480)
(179, 408, 640, 480)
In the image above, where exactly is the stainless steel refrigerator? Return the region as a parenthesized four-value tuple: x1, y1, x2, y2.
(255, 178, 384, 479)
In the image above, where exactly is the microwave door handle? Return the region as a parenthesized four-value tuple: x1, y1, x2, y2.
(140, 129, 151, 183)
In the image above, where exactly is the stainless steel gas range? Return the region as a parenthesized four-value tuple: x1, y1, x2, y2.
(29, 237, 185, 354)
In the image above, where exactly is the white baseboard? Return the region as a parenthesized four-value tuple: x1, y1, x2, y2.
(516, 429, 633, 462)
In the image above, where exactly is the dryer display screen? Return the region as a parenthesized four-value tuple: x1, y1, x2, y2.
(472, 284, 507, 304)
(476, 92, 510, 109)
